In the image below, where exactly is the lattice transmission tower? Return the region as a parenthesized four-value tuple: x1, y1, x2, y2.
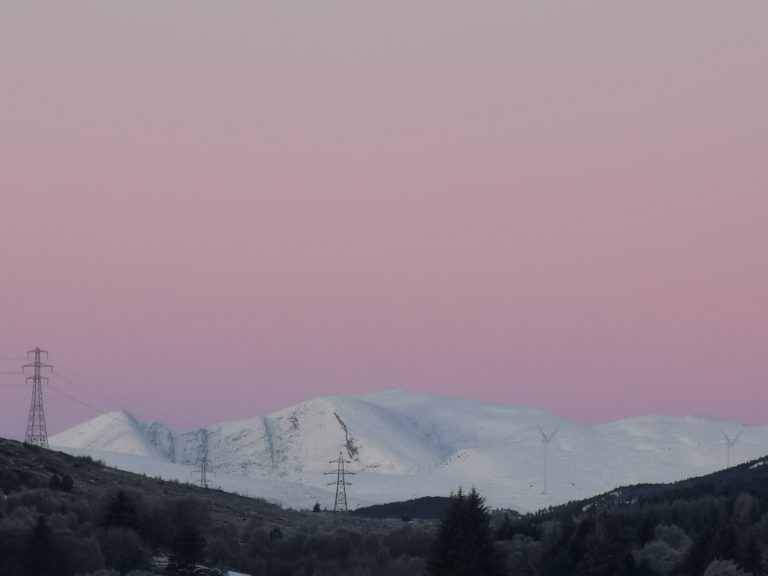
(192, 431, 215, 488)
(325, 451, 355, 512)
(193, 452, 215, 488)
(23, 347, 52, 447)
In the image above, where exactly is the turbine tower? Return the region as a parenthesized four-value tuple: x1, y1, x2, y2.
(325, 452, 355, 512)
(23, 347, 52, 447)
(722, 429, 743, 468)
(539, 426, 559, 495)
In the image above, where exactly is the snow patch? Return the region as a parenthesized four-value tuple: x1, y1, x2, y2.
(50, 390, 768, 512)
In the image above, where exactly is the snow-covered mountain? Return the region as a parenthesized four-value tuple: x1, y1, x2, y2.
(50, 390, 768, 512)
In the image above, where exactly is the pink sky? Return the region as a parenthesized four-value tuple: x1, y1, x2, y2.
(1, 2, 767, 438)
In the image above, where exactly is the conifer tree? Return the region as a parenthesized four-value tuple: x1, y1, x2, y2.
(104, 490, 139, 530)
(26, 516, 54, 576)
(168, 524, 206, 575)
(426, 487, 501, 576)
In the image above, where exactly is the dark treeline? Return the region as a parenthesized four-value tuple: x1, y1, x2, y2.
(352, 496, 456, 521)
(0, 481, 433, 575)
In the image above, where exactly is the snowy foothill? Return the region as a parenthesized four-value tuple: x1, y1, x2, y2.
(50, 390, 768, 513)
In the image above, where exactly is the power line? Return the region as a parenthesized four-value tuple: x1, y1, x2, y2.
(56, 365, 148, 406)
(46, 384, 143, 434)
(49, 392, 103, 420)
(54, 364, 197, 429)
(54, 369, 151, 417)
(47, 383, 110, 417)
(30, 369, 196, 435)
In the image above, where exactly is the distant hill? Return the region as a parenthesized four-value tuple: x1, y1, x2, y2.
(50, 389, 768, 511)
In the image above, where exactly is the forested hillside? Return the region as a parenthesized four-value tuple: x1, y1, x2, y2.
(0, 438, 433, 575)
(4, 437, 768, 575)
(493, 457, 768, 576)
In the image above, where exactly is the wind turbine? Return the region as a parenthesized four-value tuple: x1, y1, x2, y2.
(539, 426, 560, 495)
(722, 429, 743, 468)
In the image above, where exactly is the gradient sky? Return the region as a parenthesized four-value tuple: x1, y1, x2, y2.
(1, 2, 767, 439)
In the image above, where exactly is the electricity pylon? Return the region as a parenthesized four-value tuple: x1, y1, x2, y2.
(193, 453, 215, 488)
(722, 429, 743, 468)
(539, 426, 559, 495)
(325, 451, 355, 512)
(23, 348, 52, 447)
(193, 434, 215, 488)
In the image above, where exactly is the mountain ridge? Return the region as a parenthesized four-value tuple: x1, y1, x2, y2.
(50, 389, 768, 512)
